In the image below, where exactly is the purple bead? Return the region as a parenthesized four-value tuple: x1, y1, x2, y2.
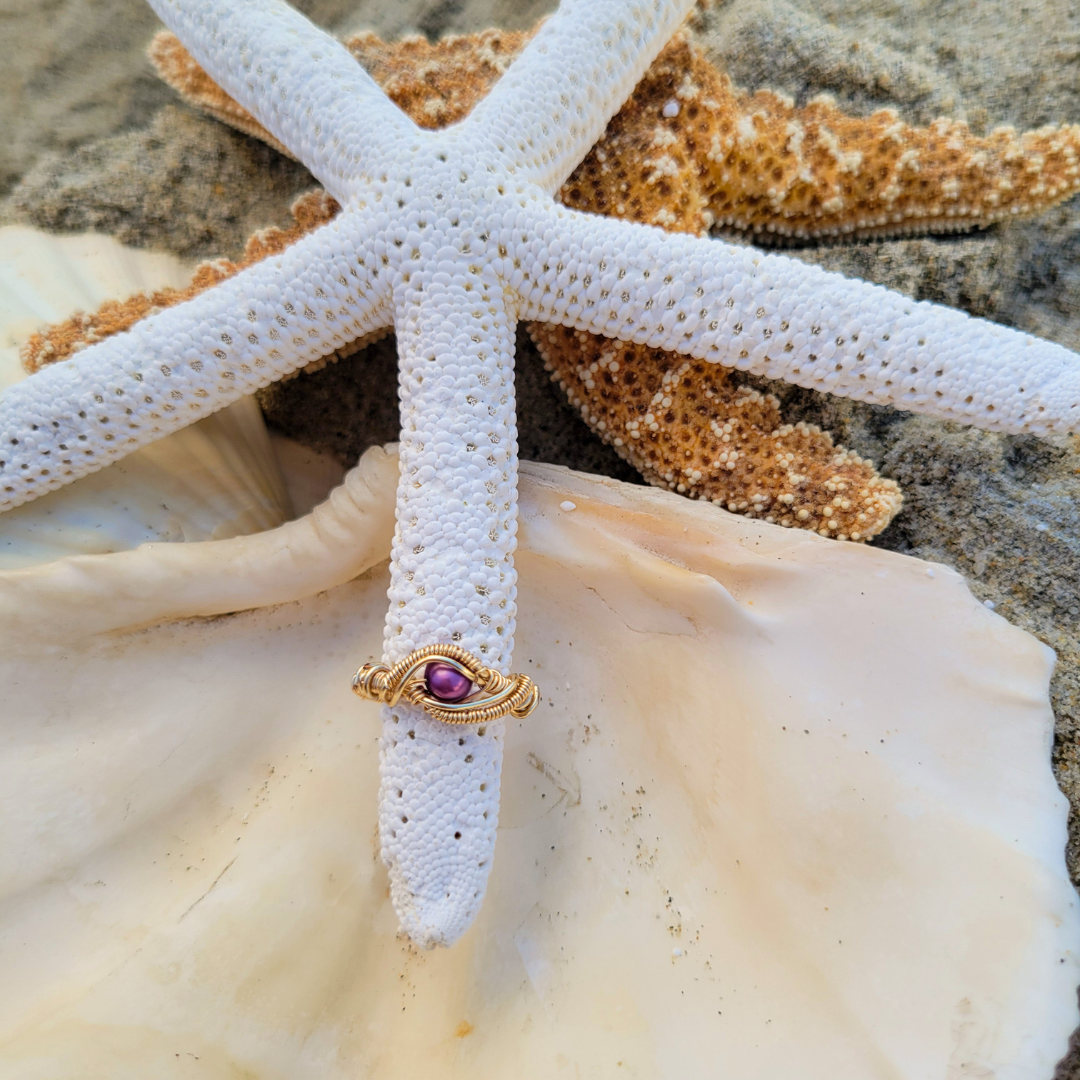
(425, 661, 473, 703)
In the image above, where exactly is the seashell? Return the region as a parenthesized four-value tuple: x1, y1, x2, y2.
(0, 226, 292, 567)
(0, 442, 1074, 1078)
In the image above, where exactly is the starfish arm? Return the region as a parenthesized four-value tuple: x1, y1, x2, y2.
(0, 213, 391, 511)
(379, 269, 520, 949)
(146, 0, 418, 203)
(518, 207, 1080, 436)
(462, 0, 696, 195)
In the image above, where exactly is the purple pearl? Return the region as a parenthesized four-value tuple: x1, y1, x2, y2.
(425, 661, 473, 703)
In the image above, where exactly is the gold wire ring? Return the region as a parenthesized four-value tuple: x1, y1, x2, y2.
(351, 643, 540, 725)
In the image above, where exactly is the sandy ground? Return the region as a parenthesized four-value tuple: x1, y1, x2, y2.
(2, 0, 1080, 1071)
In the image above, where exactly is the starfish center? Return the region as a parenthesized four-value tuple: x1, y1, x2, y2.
(348, 142, 550, 310)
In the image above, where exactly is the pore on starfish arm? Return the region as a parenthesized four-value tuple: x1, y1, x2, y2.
(2, 0, 1080, 949)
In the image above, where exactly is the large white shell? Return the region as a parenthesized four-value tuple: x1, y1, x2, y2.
(0, 226, 291, 566)
(0, 443, 1074, 1078)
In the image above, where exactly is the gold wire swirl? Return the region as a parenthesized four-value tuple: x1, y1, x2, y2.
(351, 643, 540, 725)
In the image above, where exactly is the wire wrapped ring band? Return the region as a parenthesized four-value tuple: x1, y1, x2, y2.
(351, 644, 540, 725)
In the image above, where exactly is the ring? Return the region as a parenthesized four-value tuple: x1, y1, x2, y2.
(351, 643, 540, 725)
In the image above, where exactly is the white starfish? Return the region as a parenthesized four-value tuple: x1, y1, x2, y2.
(1, 0, 1079, 948)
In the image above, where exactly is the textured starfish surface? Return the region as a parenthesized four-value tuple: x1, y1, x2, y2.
(18, 190, 387, 382)
(54, 17, 1080, 537)
(2, 0, 1080, 948)
(151, 24, 1080, 241)
(23, 198, 902, 541)
(21, 190, 345, 376)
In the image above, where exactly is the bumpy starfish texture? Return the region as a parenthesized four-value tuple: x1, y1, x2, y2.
(149, 24, 532, 144)
(152, 24, 1080, 241)
(20, 191, 903, 543)
(2, 0, 1080, 948)
(535, 326, 901, 538)
(561, 35, 1080, 241)
(22, 188, 901, 539)
(143, 21, 1080, 533)
(19, 191, 354, 376)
